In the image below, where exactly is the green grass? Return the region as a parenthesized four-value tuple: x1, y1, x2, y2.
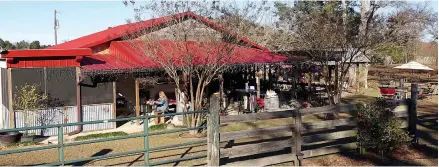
(73, 131, 129, 141)
(148, 124, 167, 131)
(1, 141, 40, 149)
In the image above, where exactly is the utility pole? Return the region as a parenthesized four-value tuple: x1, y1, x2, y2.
(54, 10, 60, 45)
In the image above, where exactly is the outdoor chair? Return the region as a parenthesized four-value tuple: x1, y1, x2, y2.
(379, 86, 396, 99)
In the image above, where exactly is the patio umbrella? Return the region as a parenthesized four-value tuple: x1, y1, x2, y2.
(394, 61, 433, 84)
(394, 61, 433, 71)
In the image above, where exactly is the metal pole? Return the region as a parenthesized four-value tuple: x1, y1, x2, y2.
(143, 116, 150, 165)
(54, 10, 58, 45)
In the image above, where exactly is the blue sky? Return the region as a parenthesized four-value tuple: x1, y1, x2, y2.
(0, 0, 438, 45)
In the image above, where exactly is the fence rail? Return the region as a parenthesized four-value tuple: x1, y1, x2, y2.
(0, 110, 209, 166)
(213, 95, 416, 166)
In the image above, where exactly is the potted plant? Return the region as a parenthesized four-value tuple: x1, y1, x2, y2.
(13, 83, 48, 142)
(0, 132, 22, 144)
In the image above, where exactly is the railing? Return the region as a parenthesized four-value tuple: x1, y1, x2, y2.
(0, 110, 209, 166)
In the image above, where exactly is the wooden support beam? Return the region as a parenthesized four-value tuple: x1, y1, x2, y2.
(7, 68, 14, 128)
(112, 81, 117, 128)
(269, 65, 272, 89)
(219, 73, 224, 113)
(356, 63, 360, 93)
(135, 79, 140, 125)
(256, 69, 261, 98)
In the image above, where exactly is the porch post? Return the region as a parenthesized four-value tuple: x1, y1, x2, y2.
(328, 66, 332, 84)
(112, 81, 117, 128)
(256, 70, 261, 98)
(269, 65, 272, 89)
(356, 63, 360, 93)
(219, 73, 224, 113)
(7, 68, 14, 128)
(135, 79, 140, 125)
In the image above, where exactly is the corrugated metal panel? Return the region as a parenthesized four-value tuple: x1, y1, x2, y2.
(1, 104, 10, 129)
(12, 104, 114, 136)
(82, 103, 114, 131)
(14, 106, 77, 136)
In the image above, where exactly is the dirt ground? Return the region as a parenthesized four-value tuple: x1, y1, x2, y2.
(0, 132, 207, 166)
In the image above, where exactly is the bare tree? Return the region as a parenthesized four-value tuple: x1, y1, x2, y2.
(272, 0, 437, 103)
(272, 1, 386, 103)
(123, 0, 271, 135)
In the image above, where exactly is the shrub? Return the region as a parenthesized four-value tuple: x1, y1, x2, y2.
(74, 132, 128, 141)
(357, 99, 411, 156)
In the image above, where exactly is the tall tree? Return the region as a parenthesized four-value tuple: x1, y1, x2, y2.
(29, 40, 41, 49)
(0, 38, 4, 49)
(274, 0, 382, 103)
(15, 40, 30, 49)
(3, 40, 14, 50)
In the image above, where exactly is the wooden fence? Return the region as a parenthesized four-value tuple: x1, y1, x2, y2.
(207, 84, 418, 166)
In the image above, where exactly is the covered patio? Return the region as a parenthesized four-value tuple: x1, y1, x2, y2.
(78, 39, 300, 126)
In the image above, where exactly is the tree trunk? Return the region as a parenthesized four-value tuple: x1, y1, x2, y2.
(360, 0, 370, 36)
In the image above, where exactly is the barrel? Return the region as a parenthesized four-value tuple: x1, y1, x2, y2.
(264, 96, 279, 112)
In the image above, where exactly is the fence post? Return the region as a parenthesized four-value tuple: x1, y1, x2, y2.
(57, 126, 64, 166)
(293, 109, 303, 166)
(409, 83, 418, 144)
(208, 94, 220, 166)
(143, 116, 150, 166)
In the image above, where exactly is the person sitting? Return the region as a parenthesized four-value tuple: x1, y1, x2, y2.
(153, 91, 169, 124)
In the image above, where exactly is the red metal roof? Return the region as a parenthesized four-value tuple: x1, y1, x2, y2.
(0, 48, 91, 58)
(0, 48, 91, 68)
(49, 11, 268, 51)
(81, 40, 286, 71)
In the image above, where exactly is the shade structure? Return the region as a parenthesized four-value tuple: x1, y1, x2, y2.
(394, 61, 433, 71)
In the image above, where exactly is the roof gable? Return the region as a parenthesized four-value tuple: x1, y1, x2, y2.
(49, 11, 268, 51)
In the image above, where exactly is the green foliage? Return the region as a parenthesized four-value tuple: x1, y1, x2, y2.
(13, 84, 48, 111)
(13, 84, 48, 136)
(0, 38, 49, 50)
(0, 39, 14, 50)
(148, 124, 167, 131)
(29, 41, 41, 49)
(15, 40, 30, 49)
(374, 44, 404, 63)
(357, 99, 411, 155)
(73, 131, 129, 141)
